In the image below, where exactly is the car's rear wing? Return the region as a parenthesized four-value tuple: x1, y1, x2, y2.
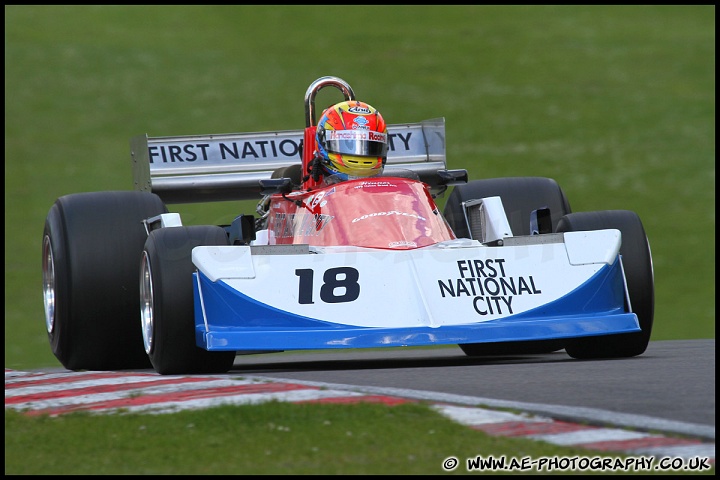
(131, 118, 447, 204)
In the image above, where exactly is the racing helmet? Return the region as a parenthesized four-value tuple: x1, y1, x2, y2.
(315, 100, 388, 180)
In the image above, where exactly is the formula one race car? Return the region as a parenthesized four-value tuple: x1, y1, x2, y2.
(42, 76, 654, 375)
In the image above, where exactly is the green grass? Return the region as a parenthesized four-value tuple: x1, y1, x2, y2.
(4, 5, 715, 475)
(5, 402, 713, 475)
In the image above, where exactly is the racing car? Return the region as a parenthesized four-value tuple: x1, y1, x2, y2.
(42, 76, 654, 375)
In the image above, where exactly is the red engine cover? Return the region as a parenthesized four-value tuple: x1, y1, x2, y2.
(266, 177, 455, 250)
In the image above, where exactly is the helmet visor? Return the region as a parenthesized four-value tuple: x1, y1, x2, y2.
(324, 130, 388, 157)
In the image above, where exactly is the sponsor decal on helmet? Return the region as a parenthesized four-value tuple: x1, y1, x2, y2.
(348, 105, 372, 115)
(368, 131, 386, 142)
(352, 116, 369, 129)
(327, 130, 367, 141)
(325, 130, 386, 143)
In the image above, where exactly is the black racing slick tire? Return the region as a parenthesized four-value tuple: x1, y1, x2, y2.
(556, 210, 655, 359)
(140, 226, 236, 375)
(443, 177, 572, 239)
(42, 191, 167, 371)
(446, 177, 571, 357)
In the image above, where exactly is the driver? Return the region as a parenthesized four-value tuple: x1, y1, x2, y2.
(312, 100, 389, 182)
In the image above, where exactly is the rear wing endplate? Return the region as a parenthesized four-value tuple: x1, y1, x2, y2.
(131, 118, 446, 204)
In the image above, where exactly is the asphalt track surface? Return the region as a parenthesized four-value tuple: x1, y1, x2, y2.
(231, 339, 715, 440)
(7, 339, 714, 465)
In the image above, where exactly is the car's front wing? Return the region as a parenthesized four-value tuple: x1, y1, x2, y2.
(191, 231, 640, 351)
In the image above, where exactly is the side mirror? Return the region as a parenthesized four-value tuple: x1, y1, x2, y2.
(437, 169, 468, 186)
(259, 177, 293, 195)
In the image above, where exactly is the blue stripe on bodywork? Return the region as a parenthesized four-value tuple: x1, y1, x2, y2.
(193, 257, 638, 351)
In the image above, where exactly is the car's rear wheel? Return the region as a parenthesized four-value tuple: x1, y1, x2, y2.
(556, 210, 654, 358)
(141, 226, 236, 375)
(444, 177, 571, 357)
(43, 191, 167, 370)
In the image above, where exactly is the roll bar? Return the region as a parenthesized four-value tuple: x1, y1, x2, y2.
(304, 76, 355, 128)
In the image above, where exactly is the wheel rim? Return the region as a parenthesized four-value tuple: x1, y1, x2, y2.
(42, 235, 56, 334)
(140, 251, 155, 355)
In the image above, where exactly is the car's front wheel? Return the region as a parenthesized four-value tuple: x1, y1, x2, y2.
(141, 226, 237, 375)
(557, 210, 654, 359)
